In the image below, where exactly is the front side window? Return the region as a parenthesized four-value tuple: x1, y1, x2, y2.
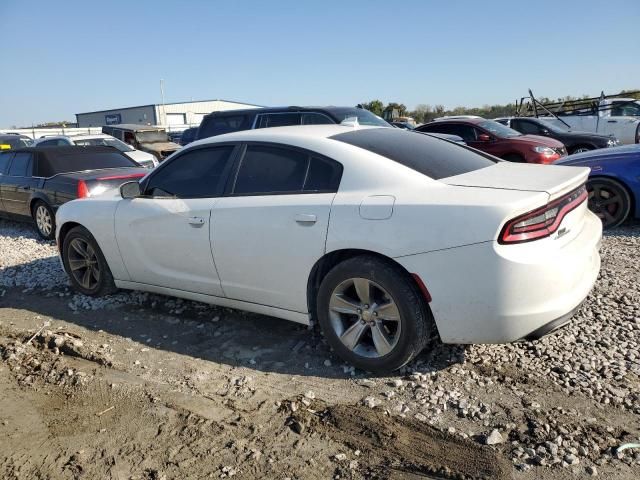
(145, 146, 235, 198)
(611, 102, 640, 116)
(513, 120, 541, 135)
(256, 113, 302, 129)
(8, 152, 32, 176)
(234, 145, 308, 194)
(74, 137, 134, 152)
(477, 120, 521, 138)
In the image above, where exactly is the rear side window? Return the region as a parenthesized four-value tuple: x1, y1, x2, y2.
(234, 145, 308, 194)
(37, 139, 68, 147)
(330, 128, 496, 180)
(198, 115, 248, 139)
(513, 120, 541, 135)
(35, 151, 137, 177)
(145, 146, 235, 198)
(0, 152, 13, 174)
(304, 157, 342, 192)
(301, 113, 334, 125)
(8, 152, 32, 176)
(256, 113, 301, 129)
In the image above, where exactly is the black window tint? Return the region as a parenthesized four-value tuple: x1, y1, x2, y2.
(301, 113, 334, 125)
(36, 151, 137, 177)
(234, 145, 308, 195)
(304, 157, 342, 192)
(514, 120, 541, 135)
(256, 113, 301, 129)
(145, 146, 235, 198)
(330, 128, 496, 180)
(8, 152, 32, 176)
(37, 139, 62, 147)
(419, 123, 477, 142)
(198, 115, 247, 139)
(0, 152, 13, 174)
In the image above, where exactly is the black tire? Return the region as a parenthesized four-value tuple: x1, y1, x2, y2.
(316, 255, 435, 373)
(62, 226, 117, 296)
(502, 153, 525, 163)
(570, 145, 593, 155)
(31, 200, 55, 240)
(587, 178, 631, 229)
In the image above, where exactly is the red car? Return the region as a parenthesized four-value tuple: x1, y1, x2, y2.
(416, 116, 567, 164)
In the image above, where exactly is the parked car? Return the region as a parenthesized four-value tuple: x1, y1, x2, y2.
(34, 134, 158, 168)
(167, 131, 183, 144)
(416, 116, 567, 163)
(56, 125, 601, 372)
(101, 125, 180, 161)
(556, 145, 640, 228)
(195, 106, 390, 140)
(0, 134, 34, 150)
(179, 127, 198, 146)
(0, 146, 146, 239)
(494, 117, 619, 154)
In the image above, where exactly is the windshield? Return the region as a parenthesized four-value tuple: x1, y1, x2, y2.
(478, 120, 521, 138)
(73, 137, 134, 152)
(135, 130, 170, 143)
(0, 136, 34, 148)
(537, 118, 566, 132)
(331, 108, 391, 127)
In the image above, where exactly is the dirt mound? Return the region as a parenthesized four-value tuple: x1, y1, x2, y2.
(286, 399, 511, 479)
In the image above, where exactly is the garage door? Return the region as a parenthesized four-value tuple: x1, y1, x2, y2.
(166, 113, 186, 125)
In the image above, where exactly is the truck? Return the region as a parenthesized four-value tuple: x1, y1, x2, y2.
(516, 89, 640, 145)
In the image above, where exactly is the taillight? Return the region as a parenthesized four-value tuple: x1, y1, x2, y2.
(77, 180, 89, 198)
(499, 185, 588, 244)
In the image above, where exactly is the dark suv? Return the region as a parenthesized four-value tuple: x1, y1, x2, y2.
(195, 106, 390, 140)
(494, 117, 619, 154)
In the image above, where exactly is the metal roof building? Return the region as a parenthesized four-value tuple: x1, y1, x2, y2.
(75, 99, 262, 128)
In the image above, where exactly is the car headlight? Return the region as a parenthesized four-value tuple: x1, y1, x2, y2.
(533, 146, 556, 155)
(606, 138, 619, 147)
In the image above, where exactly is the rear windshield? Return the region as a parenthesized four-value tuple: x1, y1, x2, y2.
(36, 151, 138, 177)
(330, 128, 497, 180)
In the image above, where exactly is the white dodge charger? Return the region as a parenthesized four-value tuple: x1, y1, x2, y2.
(56, 125, 602, 372)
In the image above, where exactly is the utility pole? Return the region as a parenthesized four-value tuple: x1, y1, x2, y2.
(160, 79, 166, 126)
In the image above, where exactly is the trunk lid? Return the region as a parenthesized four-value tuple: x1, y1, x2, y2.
(443, 162, 589, 200)
(62, 167, 148, 198)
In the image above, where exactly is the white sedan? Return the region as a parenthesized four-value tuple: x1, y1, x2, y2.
(55, 125, 602, 372)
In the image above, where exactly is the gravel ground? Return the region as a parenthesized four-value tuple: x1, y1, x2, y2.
(1, 217, 639, 479)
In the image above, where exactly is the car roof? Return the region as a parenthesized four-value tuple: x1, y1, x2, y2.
(9, 146, 121, 155)
(103, 124, 165, 131)
(202, 106, 367, 118)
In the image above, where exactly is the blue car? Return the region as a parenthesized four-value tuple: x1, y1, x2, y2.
(556, 144, 640, 228)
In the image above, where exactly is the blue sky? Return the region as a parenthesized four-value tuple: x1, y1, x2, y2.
(0, 0, 638, 127)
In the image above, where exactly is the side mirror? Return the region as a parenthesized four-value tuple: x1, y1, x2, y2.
(477, 133, 492, 142)
(541, 129, 550, 136)
(120, 181, 142, 199)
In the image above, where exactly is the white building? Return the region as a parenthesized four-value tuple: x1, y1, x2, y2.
(75, 99, 262, 128)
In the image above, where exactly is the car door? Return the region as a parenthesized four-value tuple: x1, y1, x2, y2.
(114, 145, 238, 296)
(0, 152, 12, 216)
(211, 143, 342, 313)
(2, 152, 38, 217)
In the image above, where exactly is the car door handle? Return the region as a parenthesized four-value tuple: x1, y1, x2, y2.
(607, 120, 617, 123)
(19, 185, 31, 190)
(295, 213, 317, 224)
(188, 216, 205, 226)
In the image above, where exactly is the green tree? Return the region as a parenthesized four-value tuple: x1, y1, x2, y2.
(361, 100, 384, 116)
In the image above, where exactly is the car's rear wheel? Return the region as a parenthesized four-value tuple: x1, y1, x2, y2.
(32, 201, 55, 240)
(316, 255, 435, 373)
(62, 226, 117, 296)
(587, 178, 631, 228)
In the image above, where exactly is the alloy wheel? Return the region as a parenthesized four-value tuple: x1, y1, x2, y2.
(587, 181, 628, 228)
(328, 278, 402, 358)
(35, 205, 52, 237)
(67, 238, 101, 290)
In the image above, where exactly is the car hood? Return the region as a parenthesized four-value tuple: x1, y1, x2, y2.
(443, 162, 589, 200)
(124, 149, 156, 163)
(510, 134, 565, 148)
(139, 141, 180, 152)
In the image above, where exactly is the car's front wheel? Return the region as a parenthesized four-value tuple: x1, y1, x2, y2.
(32, 201, 55, 240)
(316, 255, 435, 373)
(62, 226, 117, 296)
